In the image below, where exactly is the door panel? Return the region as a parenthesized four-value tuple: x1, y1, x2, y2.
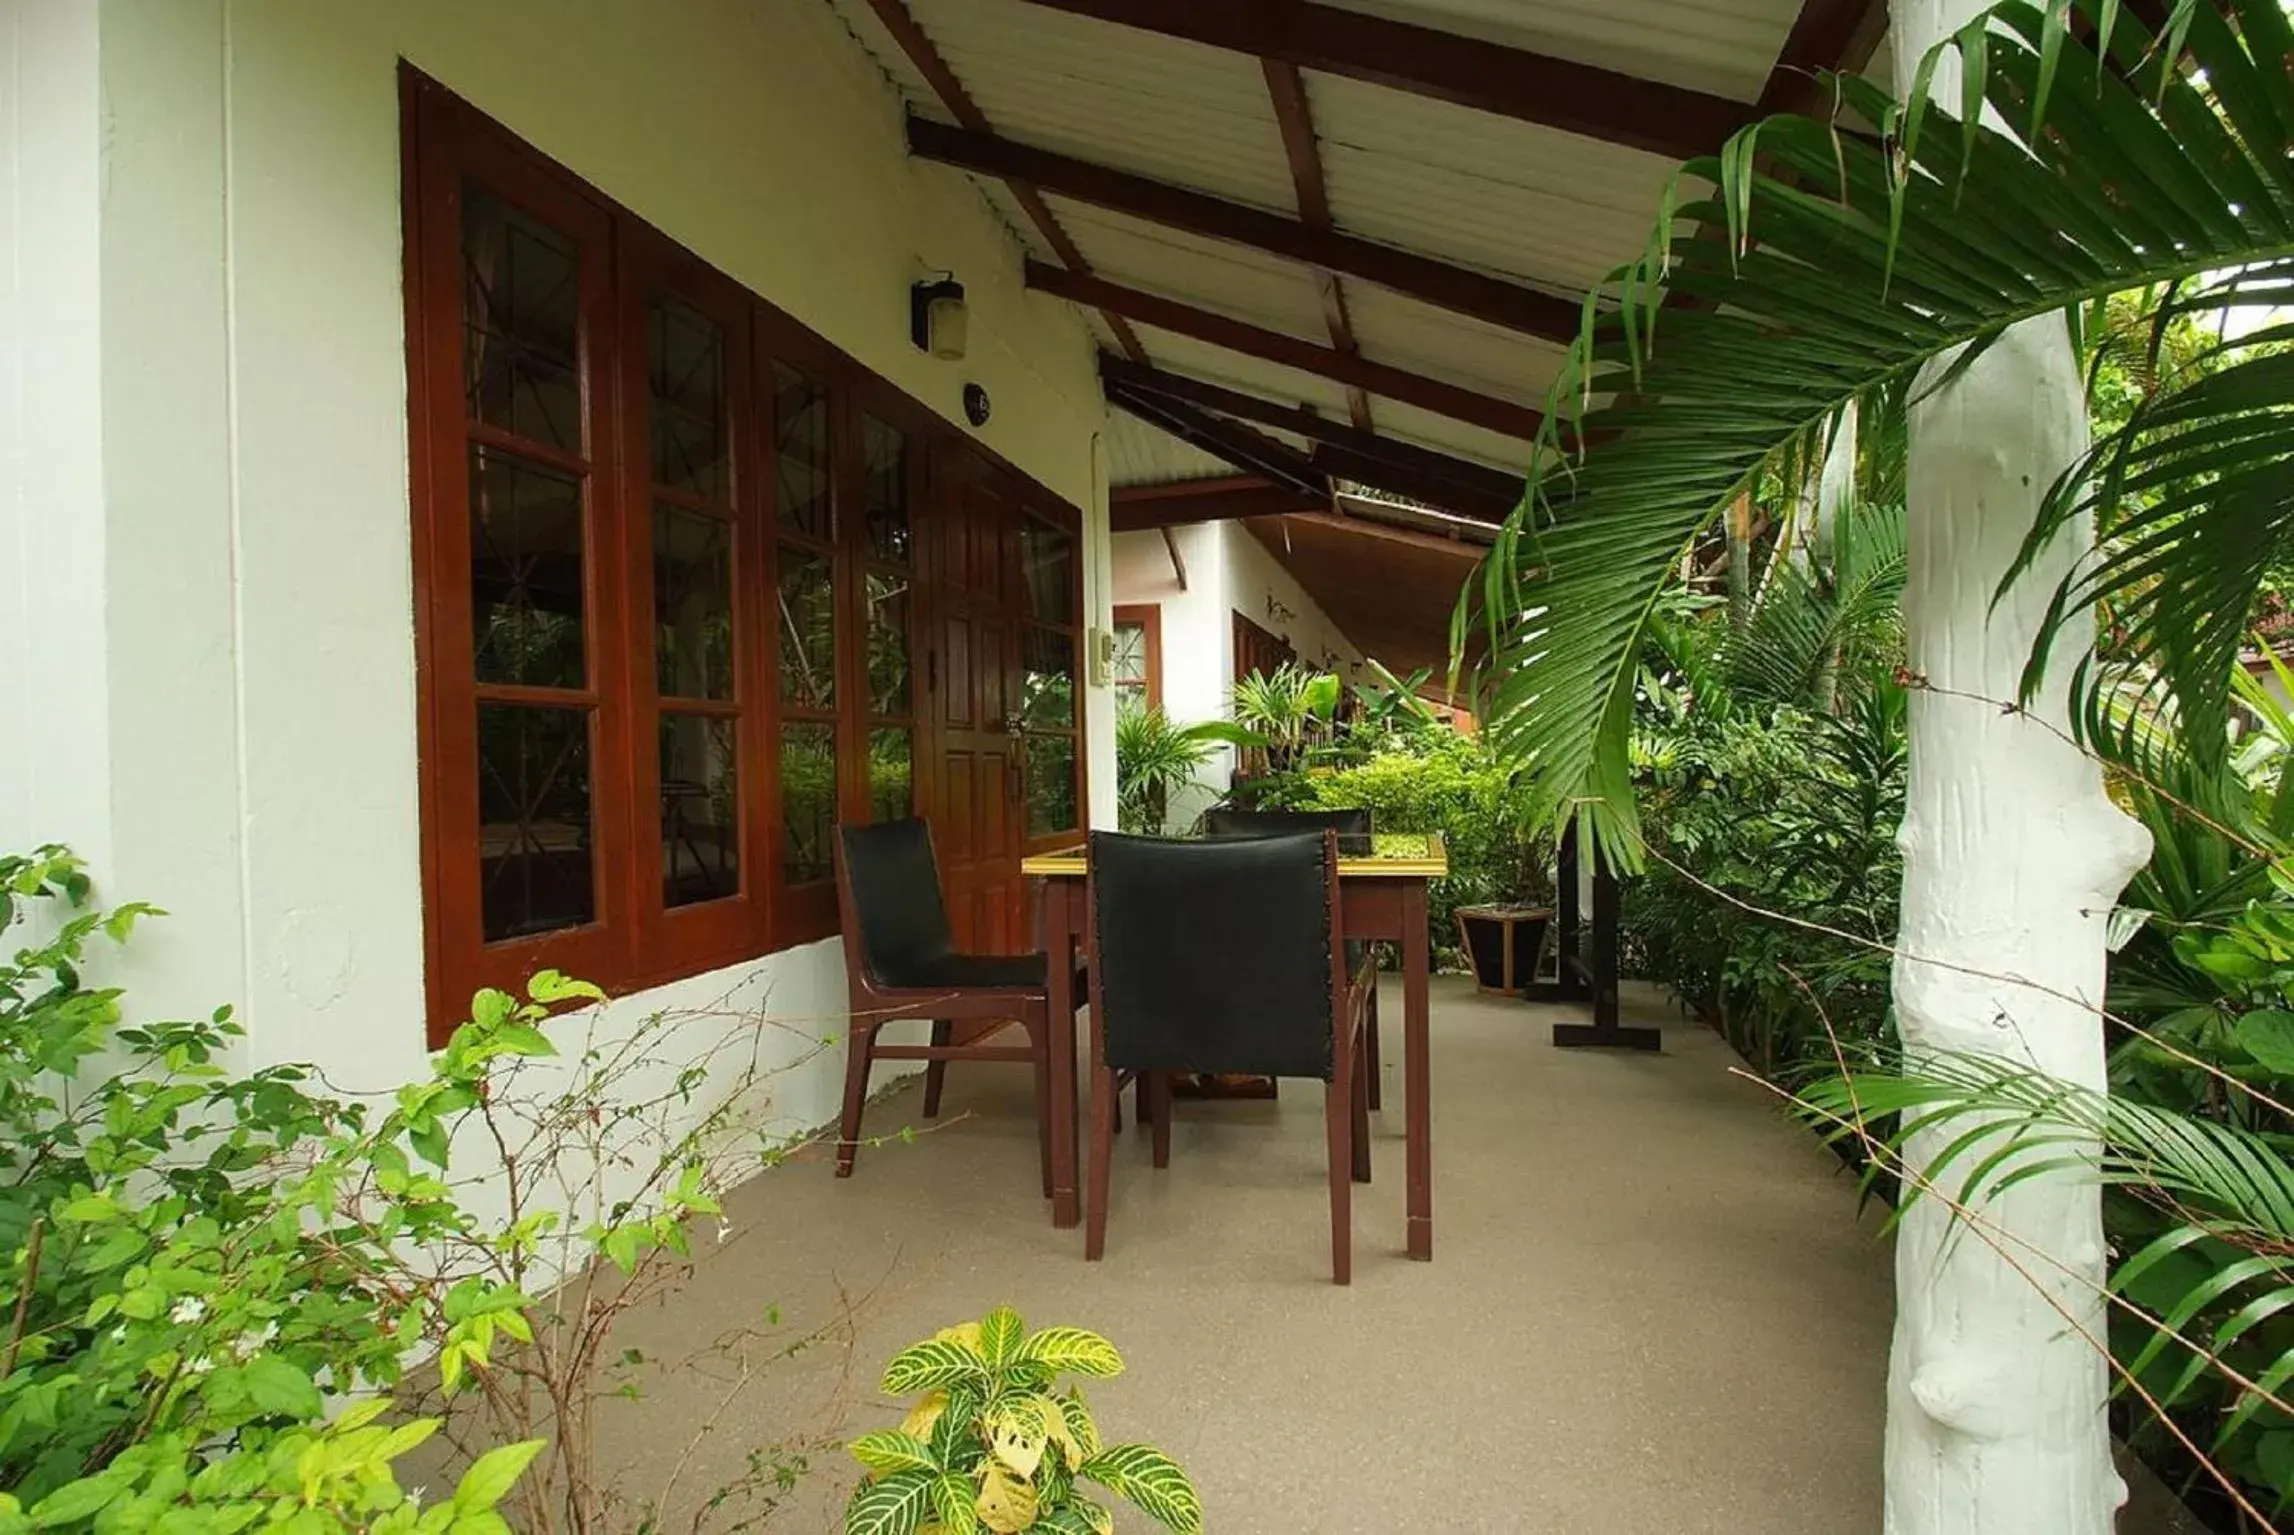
(928, 463, 1029, 953)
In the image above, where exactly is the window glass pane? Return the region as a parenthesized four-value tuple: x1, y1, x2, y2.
(777, 546, 836, 708)
(869, 727, 912, 824)
(1026, 734, 1077, 839)
(660, 712, 739, 907)
(866, 572, 910, 717)
(1111, 622, 1149, 688)
(773, 362, 832, 540)
(648, 296, 727, 501)
(1023, 625, 1075, 731)
(780, 722, 837, 884)
(1020, 522, 1075, 623)
(470, 447, 586, 689)
(654, 505, 733, 700)
(462, 184, 582, 452)
(860, 414, 912, 566)
(477, 703, 594, 941)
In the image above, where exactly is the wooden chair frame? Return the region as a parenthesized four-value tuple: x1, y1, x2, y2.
(832, 827, 1054, 1196)
(1083, 830, 1376, 1284)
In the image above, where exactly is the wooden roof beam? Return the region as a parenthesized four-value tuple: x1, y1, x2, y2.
(1031, 262, 1543, 441)
(1109, 477, 1325, 531)
(1756, 0, 1892, 117)
(908, 118, 1578, 343)
(1100, 356, 1524, 514)
(1104, 383, 1332, 500)
(1261, 58, 1373, 431)
(1007, 0, 1749, 162)
(859, 0, 1149, 363)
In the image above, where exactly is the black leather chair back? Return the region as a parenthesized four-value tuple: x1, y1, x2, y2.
(838, 819, 955, 987)
(1089, 830, 1338, 1081)
(1201, 805, 1372, 856)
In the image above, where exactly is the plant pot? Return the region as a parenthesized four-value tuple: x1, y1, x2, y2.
(1453, 904, 1552, 995)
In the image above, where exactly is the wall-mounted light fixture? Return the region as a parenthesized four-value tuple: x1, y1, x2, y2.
(910, 275, 967, 360)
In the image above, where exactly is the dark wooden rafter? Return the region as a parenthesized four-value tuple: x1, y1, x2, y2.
(1008, 0, 1749, 161)
(1104, 381, 1331, 500)
(1033, 263, 1542, 440)
(1101, 357, 1522, 517)
(909, 119, 1579, 344)
(1261, 59, 1373, 430)
(1755, 0, 1893, 117)
(1109, 476, 1325, 531)
(859, 0, 1149, 363)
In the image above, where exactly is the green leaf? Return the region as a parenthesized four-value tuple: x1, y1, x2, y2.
(880, 1339, 990, 1396)
(453, 1439, 545, 1513)
(1079, 1444, 1202, 1534)
(30, 1476, 122, 1528)
(242, 1355, 324, 1419)
(2236, 1008, 2294, 1075)
(849, 1431, 940, 1478)
(931, 1473, 981, 1535)
(844, 1470, 936, 1535)
(1017, 1327, 1124, 1379)
(975, 1306, 1025, 1368)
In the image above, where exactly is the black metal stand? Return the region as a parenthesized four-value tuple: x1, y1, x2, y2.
(1539, 824, 1661, 1051)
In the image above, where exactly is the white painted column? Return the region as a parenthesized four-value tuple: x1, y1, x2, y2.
(1886, 1, 2153, 1528)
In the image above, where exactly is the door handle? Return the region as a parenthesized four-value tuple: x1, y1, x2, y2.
(1003, 711, 1025, 738)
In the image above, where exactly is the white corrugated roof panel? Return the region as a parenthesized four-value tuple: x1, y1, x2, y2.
(1311, 76, 1686, 298)
(1047, 202, 1332, 344)
(1320, 0, 1807, 103)
(1344, 286, 1569, 409)
(902, 0, 1296, 212)
(1104, 411, 1241, 488)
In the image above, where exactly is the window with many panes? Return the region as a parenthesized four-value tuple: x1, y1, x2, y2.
(1110, 604, 1160, 714)
(405, 73, 1078, 1037)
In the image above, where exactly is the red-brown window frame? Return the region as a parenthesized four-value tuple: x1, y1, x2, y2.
(1110, 603, 1162, 713)
(404, 69, 1085, 1041)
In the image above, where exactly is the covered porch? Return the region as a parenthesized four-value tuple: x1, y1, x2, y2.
(599, 980, 1896, 1530)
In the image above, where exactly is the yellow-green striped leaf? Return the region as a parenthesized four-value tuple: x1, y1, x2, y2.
(845, 1470, 937, 1535)
(1017, 1326, 1124, 1378)
(1080, 1444, 1201, 1534)
(976, 1306, 1025, 1367)
(881, 1338, 990, 1395)
(850, 1430, 939, 1478)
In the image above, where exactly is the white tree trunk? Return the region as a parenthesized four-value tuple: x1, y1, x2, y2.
(1887, 5, 2154, 1526)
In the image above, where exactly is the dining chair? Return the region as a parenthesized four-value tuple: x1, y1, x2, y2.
(1084, 829, 1376, 1284)
(833, 819, 1054, 1194)
(1198, 805, 1383, 1109)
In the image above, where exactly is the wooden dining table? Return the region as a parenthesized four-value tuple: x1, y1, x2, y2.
(1022, 833, 1449, 1260)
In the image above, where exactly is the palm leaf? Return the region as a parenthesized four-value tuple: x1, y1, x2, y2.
(1724, 499, 1908, 709)
(1464, 0, 2294, 868)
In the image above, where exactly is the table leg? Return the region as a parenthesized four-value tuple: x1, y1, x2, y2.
(1402, 880, 1432, 1261)
(1036, 879, 1081, 1228)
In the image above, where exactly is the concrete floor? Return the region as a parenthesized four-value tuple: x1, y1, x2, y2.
(588, 977, 1904, 1531)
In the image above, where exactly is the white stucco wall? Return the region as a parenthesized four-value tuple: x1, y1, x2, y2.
(1109, 520, 1366, 825)
(2, 0, 1115, 1143)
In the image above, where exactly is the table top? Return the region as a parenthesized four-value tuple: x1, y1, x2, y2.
(1022, 830, 1448, 879)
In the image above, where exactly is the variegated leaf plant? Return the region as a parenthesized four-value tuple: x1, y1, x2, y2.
(846, 1310, 1201, 1535)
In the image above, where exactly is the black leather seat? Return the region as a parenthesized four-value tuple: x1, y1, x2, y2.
(1083, 829, 1374, 1284)
(833, 819, 1059, 1194)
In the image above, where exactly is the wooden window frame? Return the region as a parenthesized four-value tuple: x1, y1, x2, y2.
(403, 69, 1087, 1039)
(1110, 603, 1162, 712)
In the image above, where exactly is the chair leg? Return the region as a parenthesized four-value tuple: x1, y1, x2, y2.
(1086, 1063, 1117, 1262)
(1032, 1024, 1055, 1201)
(1365, 986, 1383, 1112)
(1350, 1031, 1373, 1185)
(1150, 1071, 1172, 1169)
(1325, 1066, 1353, 1286)
(836, 1021, 877, 1178)
(921, 1019, 953, 1118)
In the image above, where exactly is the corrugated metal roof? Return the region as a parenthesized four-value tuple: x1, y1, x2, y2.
(1103, 411, 1241, 487)
(821, 0, 1842, 500)
(1312, 77, 1687, 297)
(1320, 0, 1809, 103)
(902, 0, 1296, 211)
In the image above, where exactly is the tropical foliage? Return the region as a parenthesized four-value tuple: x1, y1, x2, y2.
(1112, 707, 1256, 835)
(1463, 0, 2294, 871)
(845, 1310, 1198, 1535)
(0, 844, 827, 1533)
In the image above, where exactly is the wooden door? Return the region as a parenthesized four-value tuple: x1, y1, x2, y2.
(928, 466, 1029, 952)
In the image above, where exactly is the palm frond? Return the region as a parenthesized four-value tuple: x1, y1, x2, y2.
(1465, 0, 2294, 868)
(1724, 500, 1909, 709)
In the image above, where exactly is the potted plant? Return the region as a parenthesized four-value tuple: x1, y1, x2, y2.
(845, 1308, 1201, 1534)
(1454, 820, 1558, 995)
